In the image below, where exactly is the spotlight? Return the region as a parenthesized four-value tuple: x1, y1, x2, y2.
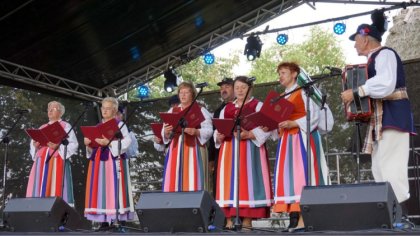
(164, 67, 181, 93)
(276, 33, 288, 45)
(137, 84, 150, 99)
(130, 46, 141, 60)
(203, 53, 215, 65)
(244, 33, 262, 61)
(333, 22, 346, 35)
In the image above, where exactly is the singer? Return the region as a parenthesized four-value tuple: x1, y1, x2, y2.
(214, 76, 272, 229)
(26, 101, 78, 207)
(83, 97, 135, 229)
(272, 62, 329, 231)
(161, 81, 213, 192)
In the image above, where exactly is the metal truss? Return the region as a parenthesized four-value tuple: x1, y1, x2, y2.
(2, 0, 418, 100)
(104, 0, 419, 97)
(103, 0, 307, 97)
(0, 59, 102, 101)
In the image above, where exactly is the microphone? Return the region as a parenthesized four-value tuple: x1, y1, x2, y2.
(247, 77, 256, 83)
(321, 94, 327, 109)
(195, 82, 208, 88)
(16, 109, 31, 114)
(325, 66, 343, 75)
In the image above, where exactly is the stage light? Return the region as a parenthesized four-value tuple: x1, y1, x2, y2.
(137, 84, 150, 99)
(195, 15, 204, 28)
(130, 46, 141, 60)
(333, 22, 346, 35)
(164, 68, 180, 93)
(244, 33, 262, 61)
(203, 53, 215, 65)
(276, 33, 288, 45)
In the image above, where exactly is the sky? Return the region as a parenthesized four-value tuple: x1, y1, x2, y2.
(212, 1, 404, 74)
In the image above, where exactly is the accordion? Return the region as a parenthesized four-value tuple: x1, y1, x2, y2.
(342, 64, 372, 122)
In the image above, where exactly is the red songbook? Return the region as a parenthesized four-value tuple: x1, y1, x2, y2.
(80, 126, 101, 148)
(212, 118, 234, 137)
(159, 103, 205, 133)
(244, 90, 294, 131)
(150, 123, 163, 141)
(80, 118, 121, 148)
(25, 121, 67, 146)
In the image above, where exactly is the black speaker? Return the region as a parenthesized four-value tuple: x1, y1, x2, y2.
(301, 182, 401, 231)
(3, 197, 83, 232)
(135, 191, 225, 232)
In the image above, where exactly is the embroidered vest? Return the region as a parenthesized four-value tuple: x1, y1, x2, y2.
(368, 47, 414, 133)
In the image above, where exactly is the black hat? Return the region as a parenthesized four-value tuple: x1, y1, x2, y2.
(217, 77, 234, 86)
(349, 24, 382, 42)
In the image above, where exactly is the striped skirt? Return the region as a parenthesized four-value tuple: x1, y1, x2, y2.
(163, 134, 209, 192)
(84, 148, 135, 223)
(216, 138, 272, 218)
(273, 129, 328, 212)
(26, 148, 74, 206)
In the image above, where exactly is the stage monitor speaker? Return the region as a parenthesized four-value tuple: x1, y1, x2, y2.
(135, 190, 225, 232)
(3, 197, 83, 232)
(301, 182, 401, 231)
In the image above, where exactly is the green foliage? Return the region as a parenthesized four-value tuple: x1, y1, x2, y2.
(127, 53, 240, 100)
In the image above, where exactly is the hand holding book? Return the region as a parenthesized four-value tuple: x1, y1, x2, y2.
(80, 118, 121, 148)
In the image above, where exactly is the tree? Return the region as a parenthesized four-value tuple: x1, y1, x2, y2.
(127, 53, 240, 100)
(250, 26, 345, 79)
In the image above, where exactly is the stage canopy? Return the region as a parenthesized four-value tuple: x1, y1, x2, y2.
(0, 0, 414, 101)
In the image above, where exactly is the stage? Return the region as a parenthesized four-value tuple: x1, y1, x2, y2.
(0, 226, 419, 236)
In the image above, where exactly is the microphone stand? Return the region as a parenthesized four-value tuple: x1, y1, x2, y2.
(0, 112, 25, 227)
(319, 94, 331, 185)
(271, 72, 338, 186)
(230, 84, 253, 231)
(353, 121, 363, 183)
(168, 87, 205, 192)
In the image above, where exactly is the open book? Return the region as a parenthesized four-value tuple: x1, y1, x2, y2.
(159, 103, 205, 133)
(80, 118, 121, 148)
(25, 121, 67, 146)
(244, 90, 294, 131)
(212, 102, 263, 136)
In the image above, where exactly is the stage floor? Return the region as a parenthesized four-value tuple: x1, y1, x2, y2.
(0, 226, 420, 236)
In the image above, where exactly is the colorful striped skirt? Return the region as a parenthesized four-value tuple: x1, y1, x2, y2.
(84, 148, 135, 223)
(273, 129, 328, 212)
(216, 138, 272, 218)
(163, 134, 209, 192)
(26, 148, 74, 206)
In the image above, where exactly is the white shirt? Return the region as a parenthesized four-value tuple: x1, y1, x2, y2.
(162, 104, 213, 146)
(214, 98, 271, 148)
(360, 48, 398, 99)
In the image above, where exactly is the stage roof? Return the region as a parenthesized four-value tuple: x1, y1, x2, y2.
(0, 0, 413, 101)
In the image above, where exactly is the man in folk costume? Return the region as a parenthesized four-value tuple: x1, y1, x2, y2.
(208, 77, 235, 197)
(341, 10, 415, 225)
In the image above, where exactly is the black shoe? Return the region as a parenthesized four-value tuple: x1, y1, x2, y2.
(288, 212, 299, 229)
(289, 226, 305, 233)
(96, 222, 110, 231)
